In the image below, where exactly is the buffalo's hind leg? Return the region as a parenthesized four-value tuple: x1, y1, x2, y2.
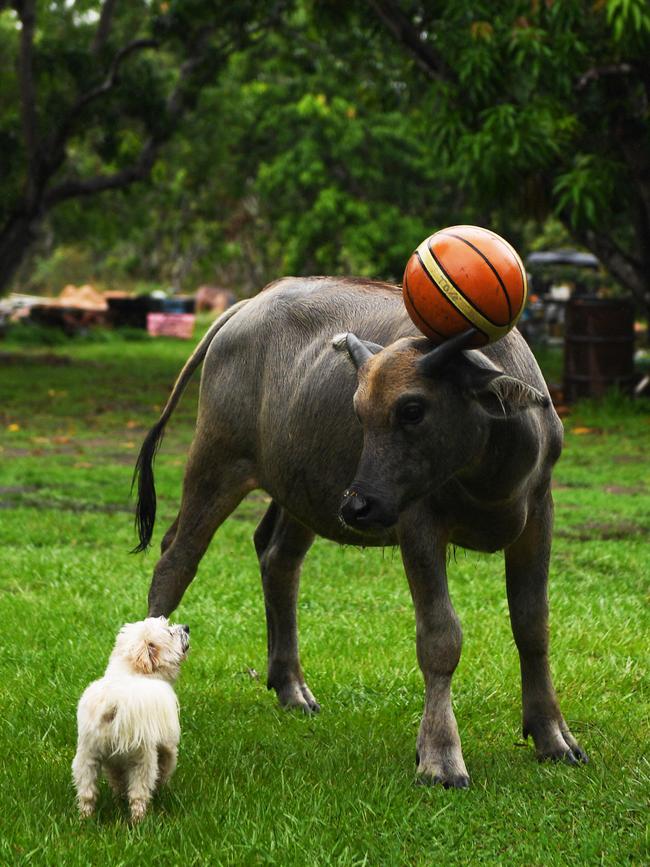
(399, 507, 469, 789)
(148, 437, 256, 617)
(505, 493, 588, 765)
(254, 502, 319, 713)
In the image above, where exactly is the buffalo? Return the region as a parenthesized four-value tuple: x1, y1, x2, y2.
(134, 277, 588, 788)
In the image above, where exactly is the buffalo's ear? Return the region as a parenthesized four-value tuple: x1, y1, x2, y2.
(450, 353, 550, 415)
(332, 333, 384, 369)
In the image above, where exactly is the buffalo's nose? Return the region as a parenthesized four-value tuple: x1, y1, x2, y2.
(339, 491, 371, 525)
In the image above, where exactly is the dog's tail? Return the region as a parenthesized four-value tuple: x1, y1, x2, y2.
(131, 299, 250, 553)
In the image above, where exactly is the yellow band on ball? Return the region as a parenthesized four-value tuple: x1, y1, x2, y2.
(416, 240, 512, 342)
(474, 227, 528, 319)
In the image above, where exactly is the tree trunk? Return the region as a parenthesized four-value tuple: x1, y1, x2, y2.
(0, 210, 41, 296)
(572, 223, 650, 328)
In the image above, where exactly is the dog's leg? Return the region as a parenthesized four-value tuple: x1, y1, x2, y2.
(72, 744, 101, 817)
(126, 748, 158, 821)
(157, 744, 177, 786)
(254, 502, 318, 713)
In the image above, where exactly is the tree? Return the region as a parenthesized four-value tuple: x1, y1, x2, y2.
(218, 8, 456, 284)
(14, 2, 470, 295)
(0, 0, 286, 295)
(368, 0, 650, 316)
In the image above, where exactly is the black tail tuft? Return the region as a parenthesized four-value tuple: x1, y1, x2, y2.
(131, 419, 167, 553)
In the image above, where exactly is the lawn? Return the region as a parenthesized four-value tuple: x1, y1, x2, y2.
(0, 323, 648, 865)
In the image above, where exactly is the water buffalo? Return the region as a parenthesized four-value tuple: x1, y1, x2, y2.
(134, 276, 588, 788)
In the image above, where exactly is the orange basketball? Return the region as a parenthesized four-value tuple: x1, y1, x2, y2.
(402, 225, 528, 346)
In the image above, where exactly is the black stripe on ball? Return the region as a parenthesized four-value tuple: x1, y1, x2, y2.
(439, 232, 513, 321)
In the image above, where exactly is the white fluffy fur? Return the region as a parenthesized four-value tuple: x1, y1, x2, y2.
(72, 617, 189, 821)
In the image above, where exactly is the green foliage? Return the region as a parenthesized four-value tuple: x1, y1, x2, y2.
(3, 0, 649, 303)
(420, 2, 637, 222)
(553, 155, 619, 230)
(606, 0, 650, 42)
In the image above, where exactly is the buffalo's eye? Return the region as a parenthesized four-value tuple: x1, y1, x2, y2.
(397, 400, 425, 425)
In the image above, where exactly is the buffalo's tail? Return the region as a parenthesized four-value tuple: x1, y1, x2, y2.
(131, 299, 250, 553)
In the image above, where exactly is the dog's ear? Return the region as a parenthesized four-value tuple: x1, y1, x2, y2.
(131, 639, 159, 674)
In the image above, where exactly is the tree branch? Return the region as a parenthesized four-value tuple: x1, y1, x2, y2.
(92, 0, 118, 55)
(44, 139, 157, 207)
(16, 0, 39, 204)
(48, 37, 158, 161)
(572, 225, 645, 299)
(367, 0, 453, 83)
(164, 27, 223, 118)
(79, 38, 159, 113)
(43, 26, 221, 209)
(577, 63, 633, 90)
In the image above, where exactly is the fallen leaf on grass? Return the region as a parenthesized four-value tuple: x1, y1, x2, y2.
(126, 420, 139, 429)
(6, 423, 20, 432)
(571, 426, 598, 435)
(74, 461, 93, 469)
(121, 441, 135, 449)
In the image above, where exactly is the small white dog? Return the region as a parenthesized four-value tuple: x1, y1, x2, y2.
(72, 616, 190, 821)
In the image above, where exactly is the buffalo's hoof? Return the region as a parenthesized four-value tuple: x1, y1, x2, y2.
(416, 772, 470, 790)
(415, 749, 470, 789)
(525, 720, 589, 765)
(276, 681, 321, 715)
(537, 743, 589, 765)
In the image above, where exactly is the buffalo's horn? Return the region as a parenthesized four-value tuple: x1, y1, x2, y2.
(332, 332, 383, 368)
(419, 328, 480, 377)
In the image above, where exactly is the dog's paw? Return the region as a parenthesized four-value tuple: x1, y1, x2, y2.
(78, 799, 95, 818)
(129, 799, 149, 822)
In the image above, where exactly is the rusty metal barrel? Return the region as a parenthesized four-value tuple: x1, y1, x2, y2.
(563, 297, 635, 401)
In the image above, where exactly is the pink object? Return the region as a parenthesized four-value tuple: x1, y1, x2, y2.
(146, 313, 195, 339)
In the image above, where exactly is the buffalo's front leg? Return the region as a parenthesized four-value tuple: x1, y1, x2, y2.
(254, 502, 319, 713)
(505, 494, 588, 764)
(398, 509, 469, 788)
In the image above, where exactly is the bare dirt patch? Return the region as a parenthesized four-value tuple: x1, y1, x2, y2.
(603, 484, 647, 495)
(557, 520, 648, 541)
(0, 486, 131, 514)
(0, 351, 73, 366)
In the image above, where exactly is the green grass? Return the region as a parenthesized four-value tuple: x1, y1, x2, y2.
(0, 325, 648, 865)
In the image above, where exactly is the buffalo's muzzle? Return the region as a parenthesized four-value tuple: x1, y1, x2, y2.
(339, 488, 396, 531)
(340, 490, 370, 523)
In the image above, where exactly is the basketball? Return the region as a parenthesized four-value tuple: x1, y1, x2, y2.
(402, 225, 528, 346)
